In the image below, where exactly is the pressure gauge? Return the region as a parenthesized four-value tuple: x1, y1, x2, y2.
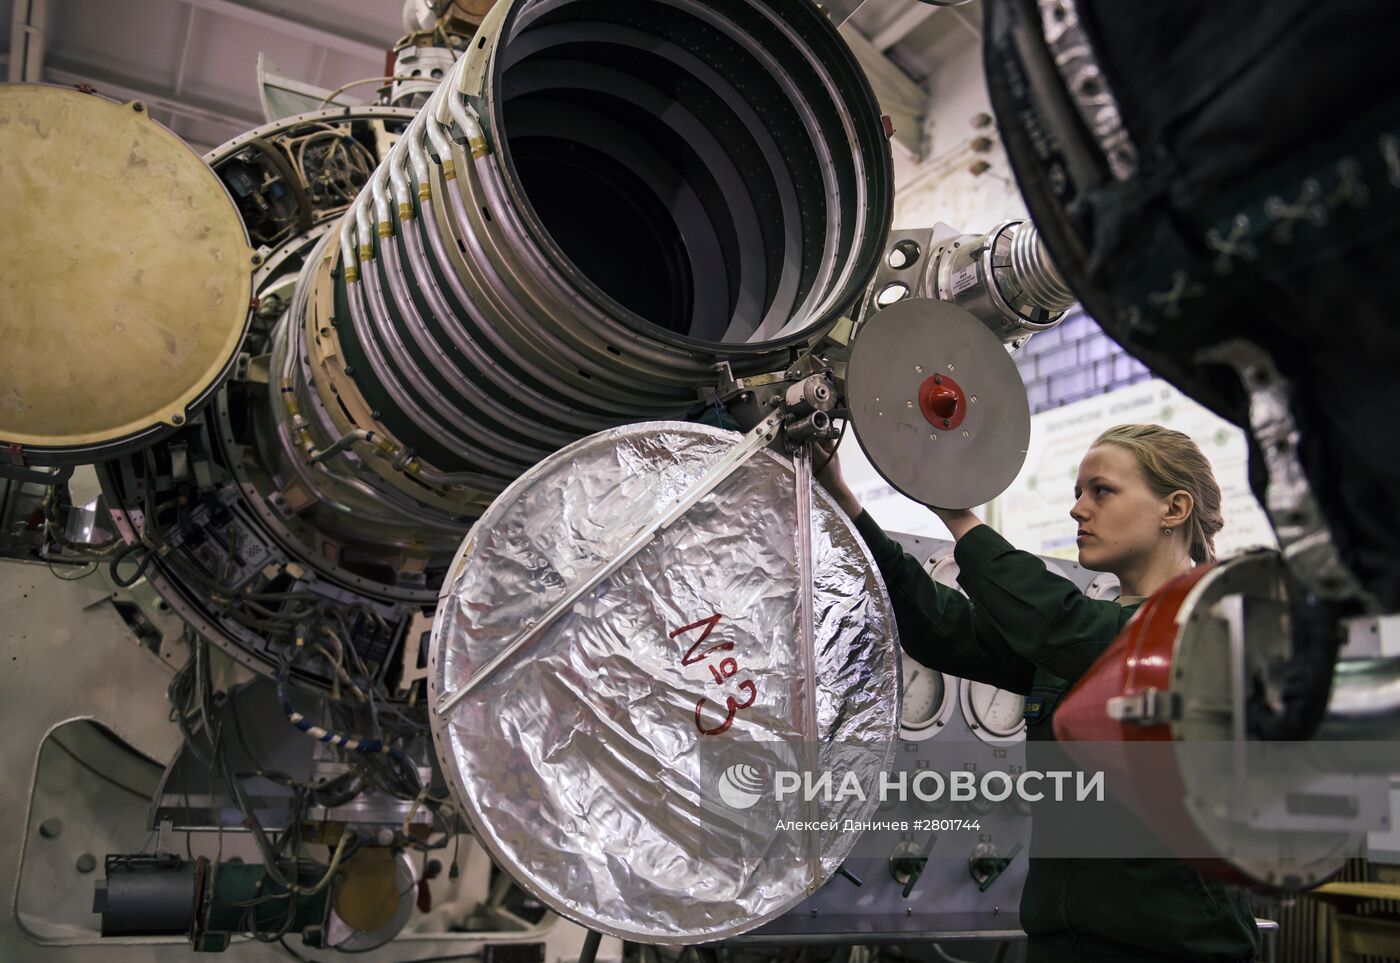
(923, 548, 961, 589)
(900, 653, 955, 739)
(1085, 572, 1122, 600)
(960, 679, 1026, 744)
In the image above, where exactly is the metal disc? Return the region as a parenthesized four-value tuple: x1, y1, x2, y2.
(846, 298, 1031, 509)
(0, 85, 252, 463)
(428, 421, 899, 943)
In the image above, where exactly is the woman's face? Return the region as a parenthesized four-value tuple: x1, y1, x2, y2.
(1070, 444, 1173, 575)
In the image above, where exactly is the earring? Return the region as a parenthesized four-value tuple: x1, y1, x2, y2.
(1162, 527, 1173, 535)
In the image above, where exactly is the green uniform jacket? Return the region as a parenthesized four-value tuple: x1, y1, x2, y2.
(853, 512, 1260, 963)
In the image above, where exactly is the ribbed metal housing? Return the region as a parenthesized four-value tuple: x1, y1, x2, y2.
(286, 0, 893, 521)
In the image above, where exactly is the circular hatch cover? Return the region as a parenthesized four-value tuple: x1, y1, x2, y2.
(0, 85, 253, 463)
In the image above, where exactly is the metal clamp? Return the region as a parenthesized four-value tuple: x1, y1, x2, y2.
(1106, 686, 1181, 725)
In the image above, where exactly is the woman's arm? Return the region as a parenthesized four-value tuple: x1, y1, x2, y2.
(814, 444, 1034, 692)
(854, 511, 1036, 694)
(949, 525, 1136, 682)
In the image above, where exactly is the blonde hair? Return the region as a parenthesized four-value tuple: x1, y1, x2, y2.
(1091, 424, 1224, 564)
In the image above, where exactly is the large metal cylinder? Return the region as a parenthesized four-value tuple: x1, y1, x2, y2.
(282, 0, 893, 524)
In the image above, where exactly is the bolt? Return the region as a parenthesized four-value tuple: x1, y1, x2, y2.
(929, 434, 937, 441)
(376, 827, 396, 847)
(942, 419, 951, 428)
(39, 818, 62, 839)
(905, 400, 913, 408)
(250, 254, 262, 266)
(915, 365, 923, 373)
(172, 414, 185, 425)
(371, 409, 382, 419)
(76, 853, 97, 874)
(934, 374, 943, 385)
(132, 102, 145, 113)
(962, 429, 970, 438)
(947, 363, 955, 371)
(344, 366, 355, 376)
(970, 395, 978, 404)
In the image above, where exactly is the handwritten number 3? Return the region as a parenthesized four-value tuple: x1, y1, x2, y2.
(695, 680, 757, 736)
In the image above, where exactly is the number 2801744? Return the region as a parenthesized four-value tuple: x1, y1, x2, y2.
(669, 614, 755, 736)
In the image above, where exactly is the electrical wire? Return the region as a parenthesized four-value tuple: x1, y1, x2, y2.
(813, 415, 849, 477)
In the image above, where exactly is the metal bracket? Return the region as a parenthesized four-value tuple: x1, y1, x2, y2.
(1195, 338, 1373, 609)
(1105, 686, 1181, 725)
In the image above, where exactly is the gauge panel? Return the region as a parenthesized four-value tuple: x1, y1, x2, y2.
(900, 653, 956, 739)
(960, 678, 1026, 744)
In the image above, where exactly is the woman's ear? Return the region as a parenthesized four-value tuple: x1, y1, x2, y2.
(1162, 489, 1194, 529)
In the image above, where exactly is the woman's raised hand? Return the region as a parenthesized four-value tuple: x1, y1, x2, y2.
(813, 440, 863, 519)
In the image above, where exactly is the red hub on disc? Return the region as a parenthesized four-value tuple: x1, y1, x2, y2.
(918, 373, 967, 430)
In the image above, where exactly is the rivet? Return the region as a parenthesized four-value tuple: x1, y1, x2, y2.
(39, 818, 62, 839)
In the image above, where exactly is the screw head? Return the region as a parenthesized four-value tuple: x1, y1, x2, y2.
(172, 414, 185, 425)
(132, 101, 145, 113)
(76, 853, 97, 874)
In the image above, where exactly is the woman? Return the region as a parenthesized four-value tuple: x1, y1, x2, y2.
(817, 423, 1260, 963)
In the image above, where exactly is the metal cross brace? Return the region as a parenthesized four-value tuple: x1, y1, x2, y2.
(435, 409, 787, 717)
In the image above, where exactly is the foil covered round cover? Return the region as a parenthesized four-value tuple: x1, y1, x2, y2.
(428, 422, 899, 942)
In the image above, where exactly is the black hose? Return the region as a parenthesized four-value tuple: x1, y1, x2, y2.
(109, 539, 154, 588)
(578, 930, 603, 963)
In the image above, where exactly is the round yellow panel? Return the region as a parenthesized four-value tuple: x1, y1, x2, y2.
(0, 84, 252, 459)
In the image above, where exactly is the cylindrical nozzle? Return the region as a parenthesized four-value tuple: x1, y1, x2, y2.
(284, 0, 894, 525)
